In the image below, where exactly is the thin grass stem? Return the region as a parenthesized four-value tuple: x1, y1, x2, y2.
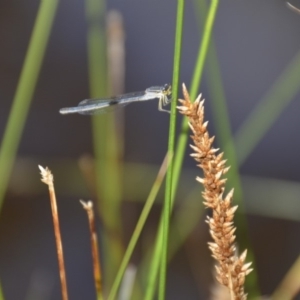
(172, 0, 219, 199)
(85, 0, 124, 285)
(39, 166, 68, 300)
(272, 255, 300, 300)
(144, 3, 218, 298)
(0, 0, 58, 211)
(144, 228, 163, 300)
(158, 1, 185, 299)
(234, 48, 300, 165)
(141, 1, 216, 299)
(145, 188, 202, 300)
(0, 286, 4, 300)
(118, 265, 137, 300)
(108, 154, 170, 300)
(80, 201, 103, 300)
(168, 187, 203, 259)
(1, 9, 59, 295)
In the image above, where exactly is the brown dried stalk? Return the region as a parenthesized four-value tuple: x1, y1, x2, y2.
(80, 200, 103, 300)
(39, 165, 69, 300)
(177, 84, 252, 300)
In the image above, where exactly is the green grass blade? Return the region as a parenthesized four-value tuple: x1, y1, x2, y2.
(85, 0, 124, 289)
(85, 0, 107, 98)
(0, 2, 58, 297)
(168, 187, 203, 259)
(272, 255, 300, 300)
(144, 190, 201, 300)
(234, 49, 300, 165)
(107, 155, 169, 300)
(142, 2, 217, 299)
(158, 1, 185, 299)
(0, 286, 3, 300)
(172, 0, 219, 199)
(0, 0, 58, 210)
(144, 225, 163, 300)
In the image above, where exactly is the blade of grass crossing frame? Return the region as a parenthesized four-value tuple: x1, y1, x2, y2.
(145, 189, 203, 300)
(172, 0, 219, 199)
(0, 3, 58, 297)
(158, 1, 185, 299)
(85, 0, 124, 288)
(0, 0, 58, 210)
(80, 201, 104, 300)
(107, 154, 170, 300)
(272, 254, 300, 300)
(234, 48, 300, 165)
(143, 2, 218, 299)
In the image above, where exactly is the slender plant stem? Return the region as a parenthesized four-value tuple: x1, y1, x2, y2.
(107, 154, 170, 300)
(158, 1, 185, 299)
(0, 4, 58, 296)
(143, 2, 218, 299)
(144, 226, 163, 300)
(0, 0, 58, 210)
(145, 189, 199, 300)
(172, 0, 219, 198)
(272, 255, 300, 300)
(80, 201, 103, 300)
(85, 0, 124, 286)
(168, 187, 203, 259)
(39, 166, 68, 300)
(234, 48, 300, 165)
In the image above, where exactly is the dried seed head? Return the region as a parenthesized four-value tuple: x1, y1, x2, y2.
(39, 165, 53, 186)
(177, 85, 252, 299)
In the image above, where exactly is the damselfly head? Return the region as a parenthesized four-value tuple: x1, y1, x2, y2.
(163, 84, 172, 96)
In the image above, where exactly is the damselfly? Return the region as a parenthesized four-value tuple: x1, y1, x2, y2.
(59, 84, 172, 115)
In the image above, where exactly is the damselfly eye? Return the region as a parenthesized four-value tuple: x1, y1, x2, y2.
(163, 84, 172, 95)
